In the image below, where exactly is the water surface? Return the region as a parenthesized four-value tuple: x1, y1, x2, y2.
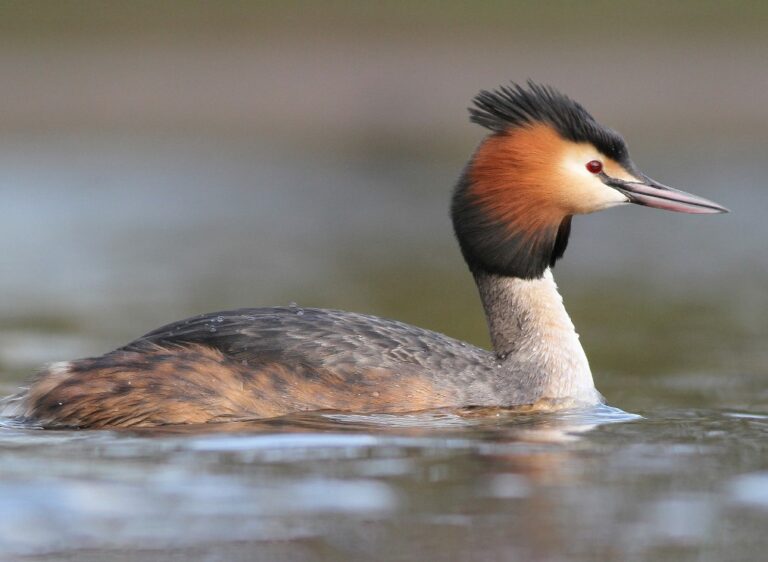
(1, 4, 767, 559)
(0, 126, 765, 562)
(1, 404, 767, 561)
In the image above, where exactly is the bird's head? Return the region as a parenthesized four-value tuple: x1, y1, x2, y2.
(452, 81, 728, 279)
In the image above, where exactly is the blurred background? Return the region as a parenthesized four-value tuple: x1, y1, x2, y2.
(0, 1, 766, 411)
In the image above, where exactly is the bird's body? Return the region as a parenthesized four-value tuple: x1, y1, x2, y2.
(10, 272, 597, 428)
(2, 82, 726, 428)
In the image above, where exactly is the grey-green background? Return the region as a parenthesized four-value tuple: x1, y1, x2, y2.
(1, 1, 765, 404)
(0, 3, 766, 560)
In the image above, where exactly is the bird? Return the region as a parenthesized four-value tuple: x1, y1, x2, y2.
(1, 81, 728, 429)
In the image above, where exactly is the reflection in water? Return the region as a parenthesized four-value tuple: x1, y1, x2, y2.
(125, 403, 637, 437)
(0, 405, 642, 558)
(1, 405, 766, 560)
(0, 407, 637, 552)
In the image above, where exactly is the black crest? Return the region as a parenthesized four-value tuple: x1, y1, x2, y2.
(469, 80, 630, 166)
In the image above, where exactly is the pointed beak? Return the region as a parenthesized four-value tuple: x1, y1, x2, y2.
(604, 175, 729, 215)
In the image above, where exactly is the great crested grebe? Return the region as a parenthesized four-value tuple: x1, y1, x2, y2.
(2, 82, 727, 429)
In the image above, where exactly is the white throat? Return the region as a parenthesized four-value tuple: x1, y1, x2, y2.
(475, 268, 600, 406)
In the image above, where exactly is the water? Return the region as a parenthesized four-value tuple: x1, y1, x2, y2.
(0, 131, 766, 560)
(0, 3, 766, 557)
(0, 405, 766, 561)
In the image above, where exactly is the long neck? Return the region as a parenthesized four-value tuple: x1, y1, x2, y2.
(474, 268, 599, 406)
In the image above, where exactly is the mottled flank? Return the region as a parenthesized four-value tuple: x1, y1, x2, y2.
(19, 344, 449, 428)
(12, 308, 496, 428)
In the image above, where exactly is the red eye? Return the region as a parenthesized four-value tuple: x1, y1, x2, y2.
(586, 160, 603, 174)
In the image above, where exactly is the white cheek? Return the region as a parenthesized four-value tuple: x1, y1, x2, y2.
(560, 156, 629, 213)
(591, 180, 629, 210)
